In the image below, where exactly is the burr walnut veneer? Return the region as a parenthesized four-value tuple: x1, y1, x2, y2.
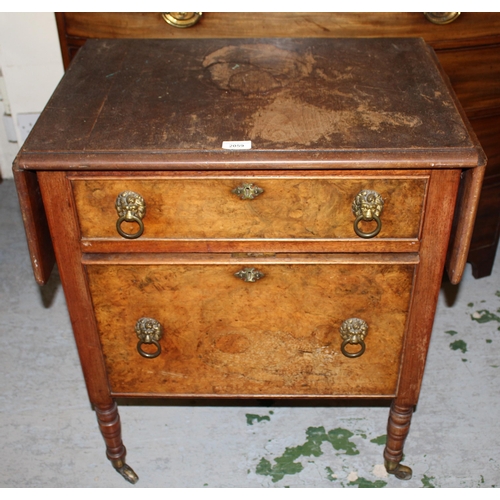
(14, 38, 485, 483)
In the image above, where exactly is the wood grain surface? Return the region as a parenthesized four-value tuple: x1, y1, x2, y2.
(438, 45, 500, 116)
(86, 258, 415, 397)
(12, 166, 55, 285)
(57, 13, 500, 53)
(72, 173, 428, 241)
(20, 38, 474, 160)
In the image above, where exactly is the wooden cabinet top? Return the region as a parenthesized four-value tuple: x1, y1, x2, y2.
(17, 38, 484, 170)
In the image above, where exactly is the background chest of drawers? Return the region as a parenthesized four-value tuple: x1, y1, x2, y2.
(54, 12, 500, 279)
(13, 37, 485, 483)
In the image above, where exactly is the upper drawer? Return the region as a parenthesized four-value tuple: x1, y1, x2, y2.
(70, 172, 428, 243)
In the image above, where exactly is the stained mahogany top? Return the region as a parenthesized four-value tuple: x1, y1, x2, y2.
(18, 38, 484, 169)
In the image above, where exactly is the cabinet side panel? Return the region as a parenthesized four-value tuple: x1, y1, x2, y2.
(396, 169, 462, 406)
(37, 171, 113, 406)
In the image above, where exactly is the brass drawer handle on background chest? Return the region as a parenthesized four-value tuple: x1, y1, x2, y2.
(135, 317, 163, 359)
(161, 12, 202, 28)
(352, 189, 384, 239)
(340, 318, 368, 358)
(234, 267, 265, 282)
(231, 182, 264, 200)
(423, 12, 460, 24)
(115, 191, 146, 239)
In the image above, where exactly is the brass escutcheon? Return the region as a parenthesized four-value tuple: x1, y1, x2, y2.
(352, 189, 384, 238)
(235, 267, 265, 283)
(135, 317, 163, 359)
(232, 183, 264, 200)
(340, 318, 368, 358)
(115, 191, 146, 239)
(424, 12, 460, 24)
(162, 12, 202, 28)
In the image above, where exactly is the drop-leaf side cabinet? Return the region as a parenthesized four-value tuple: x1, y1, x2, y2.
(14, 38, 485, 483)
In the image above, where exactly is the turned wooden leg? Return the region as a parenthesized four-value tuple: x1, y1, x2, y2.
(95, 402, 139, 484)
(383, 401, 413, 480)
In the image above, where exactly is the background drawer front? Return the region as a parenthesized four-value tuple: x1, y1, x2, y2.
(86, 258, 415, 396)
(59, 13, 500, 50)
(438, 45, 500, 115)
(72, 176, 427, 240)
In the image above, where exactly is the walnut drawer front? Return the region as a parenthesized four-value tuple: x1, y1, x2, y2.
(72, 174, 428, 241)
(85, 256, 415, 397)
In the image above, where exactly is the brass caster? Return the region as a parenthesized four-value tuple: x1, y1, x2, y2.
(384, 460, 412, 480)
(112, 460, 139, 484)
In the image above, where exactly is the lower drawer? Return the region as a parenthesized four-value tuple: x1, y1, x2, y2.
(85, 255, 415, 397)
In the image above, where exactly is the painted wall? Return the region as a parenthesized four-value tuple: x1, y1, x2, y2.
(0, 12, 64, 179)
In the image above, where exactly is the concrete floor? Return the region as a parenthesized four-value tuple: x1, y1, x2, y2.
(1, 177, 499, 488)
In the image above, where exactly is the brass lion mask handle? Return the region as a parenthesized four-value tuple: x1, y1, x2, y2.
(340, 318, 368, 358)
(115, 191, 146, 239)
(135, 317, 163, 359)
(352, 189, 384, 238)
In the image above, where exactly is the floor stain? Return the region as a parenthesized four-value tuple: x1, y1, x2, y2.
(370, 435, 387, 446)
(421, 475, 436, 488)
(349, 477, 388, 488)
(325, 466, 388, 487)
(256, 426, 359, 482)
(246, 413, 271, 425)
(325, 466, 337, 482)
(449, 339, 467, 353)
(471, 310, 500, 324)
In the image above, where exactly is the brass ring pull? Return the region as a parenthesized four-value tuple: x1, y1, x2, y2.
(162, 12, 202, 28)
(352, 189, 384, 239)
(116, 214, 144, 239)
(340, 318, 368, 358)
(137, 339, 161, 358)
(341, 338, 366, 358)
(135, 317, 163, 359)
(424, 12, 460, 24)
(115, 191, 146, 239)
(353, 214, 382, 239)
